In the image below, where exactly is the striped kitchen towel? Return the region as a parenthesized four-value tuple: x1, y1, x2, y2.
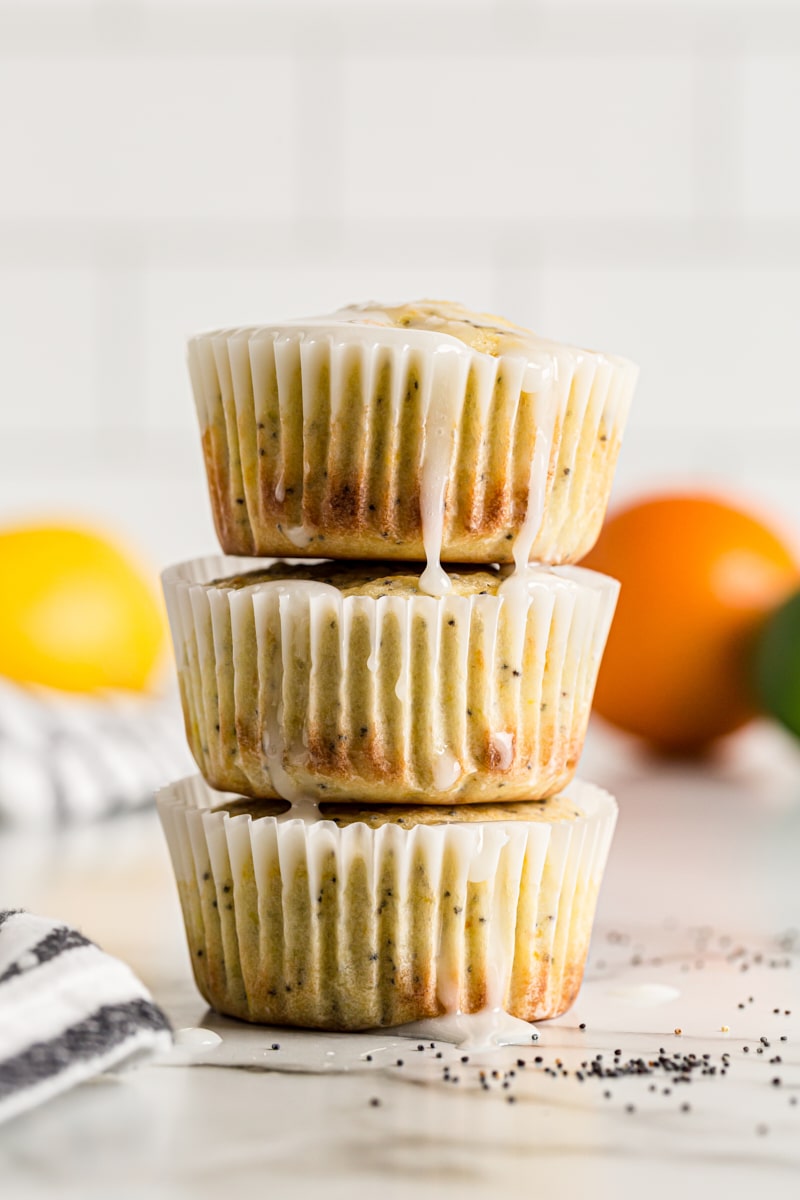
(0, 680, 193, 827)
(0, 909, 172, 1126)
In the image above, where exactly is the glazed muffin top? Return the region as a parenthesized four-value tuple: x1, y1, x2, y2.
(188, 300, 638, 579)
(216, 793, 583, 827)
(199, 298, 633, 369)
(326, 299, 542, 359)
(209, 558, 607, 600)
(278, 298, 632, 367)
(213, 559, 513, 598)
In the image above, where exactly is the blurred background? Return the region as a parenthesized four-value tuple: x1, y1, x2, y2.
(2, 0, 800, 830)
(1, 0, 799, 566)
(3, 9, 800, 1164)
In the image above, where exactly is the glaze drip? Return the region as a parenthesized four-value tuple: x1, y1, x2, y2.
(392, 1010, 540, 1051)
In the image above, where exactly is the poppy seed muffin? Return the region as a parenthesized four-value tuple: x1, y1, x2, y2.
(162, 556, 618, 806)
(188, 300, 637, 588)
(157, 774, 617, 1031)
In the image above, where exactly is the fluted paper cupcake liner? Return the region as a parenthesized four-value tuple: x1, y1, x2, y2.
(157, 775, 617, 1031)
(162, 557, 619, 805)
(188, 319, 637, 567)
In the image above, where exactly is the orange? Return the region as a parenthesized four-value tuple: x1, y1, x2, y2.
(0, 523, 166, 693)
(581, 493, 800, 753)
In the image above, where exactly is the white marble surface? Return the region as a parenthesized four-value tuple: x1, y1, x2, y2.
(1, 724, 800, 1199)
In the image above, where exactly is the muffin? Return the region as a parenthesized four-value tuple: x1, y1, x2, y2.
(157, 774, 617, 1031)
(188, 300, 637, 585)
(162, 556, 619, 805)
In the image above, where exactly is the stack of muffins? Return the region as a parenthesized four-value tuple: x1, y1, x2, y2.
(157, 301, 638, 1032)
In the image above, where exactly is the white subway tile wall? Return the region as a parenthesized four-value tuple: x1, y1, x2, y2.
(0, 0, 798, 571)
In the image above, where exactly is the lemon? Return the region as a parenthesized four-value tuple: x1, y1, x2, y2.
(754, 588, 800, 739)
(0, 524, 166, 693)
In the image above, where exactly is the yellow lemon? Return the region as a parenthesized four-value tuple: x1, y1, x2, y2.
(0, 523, 166, 693)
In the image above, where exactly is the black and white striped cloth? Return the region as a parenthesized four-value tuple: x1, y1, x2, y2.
(0, 910, 172, 1126)
(0, 680, 192, 826)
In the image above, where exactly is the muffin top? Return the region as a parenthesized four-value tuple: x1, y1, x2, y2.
(214, 559, 515, 598)
(215, 793, 583, 827)
(326, 299, 537, 358)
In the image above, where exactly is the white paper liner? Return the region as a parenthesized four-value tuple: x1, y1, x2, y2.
(157, 775, 617, 1030)
(188, 318, 637, 570)
(162, 557, 619, 804)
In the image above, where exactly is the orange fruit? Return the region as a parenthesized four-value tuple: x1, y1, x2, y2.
(0, 523, 166, 693)
(581, 493, 800, 753)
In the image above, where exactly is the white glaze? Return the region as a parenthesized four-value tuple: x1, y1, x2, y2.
(173, 1027, 222, 1050)
(319, 301, 629, 370)
(417, 345, 471, 596)
(604, 984, 682, 1007)
(284, 525, 313, 549)
(432, 750, 462, 792)
(511, 412, 552, 575)
(392, 1010, 540, 1051)
(162, 1026, 224, 1064)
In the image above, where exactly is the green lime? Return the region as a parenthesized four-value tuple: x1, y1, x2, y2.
(754, 589, 800, 738)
